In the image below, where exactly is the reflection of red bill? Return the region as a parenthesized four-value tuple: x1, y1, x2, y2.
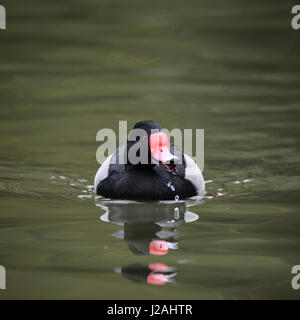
(147, 273, 168, 285)
(150, 132, 178, 164)
(149, 240, 169, 255)
(148, 263, 169, 272)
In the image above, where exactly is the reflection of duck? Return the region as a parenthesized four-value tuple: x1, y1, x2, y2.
(115, 263, 178, 285)
(122, 223, 171, 255)
(94, 120, 205, 200)
(98, 201, 199, 255)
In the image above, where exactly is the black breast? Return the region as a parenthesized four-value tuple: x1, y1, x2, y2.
(97, 167, 196, 200)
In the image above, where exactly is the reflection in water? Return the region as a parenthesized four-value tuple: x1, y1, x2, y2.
(115, 263, 178, 286)
(98, 201, 199, 255)
(97, 201, 200, 285)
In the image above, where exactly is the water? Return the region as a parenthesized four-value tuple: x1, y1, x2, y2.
(0, 0, 300, 299)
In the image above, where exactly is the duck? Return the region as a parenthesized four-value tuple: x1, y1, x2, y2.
(94, 120, 205, 200)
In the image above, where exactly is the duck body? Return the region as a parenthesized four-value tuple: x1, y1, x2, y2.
(96, 158, 198, 201)
(94, 120, 205, 201)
